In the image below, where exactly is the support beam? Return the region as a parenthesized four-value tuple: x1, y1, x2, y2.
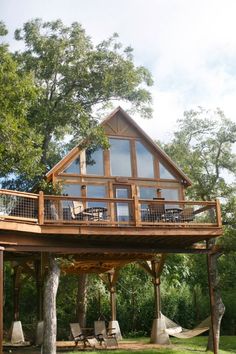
(100, 269, 122, 340)
(0, 247, 4, 354)
(153, 276, 161, 319)
(138, 258, 170, 345)
(207, 253, 218, 354)
(35, 255, 44, 321)
(13, 266, 22, 321)
(108, 270, 118, 322)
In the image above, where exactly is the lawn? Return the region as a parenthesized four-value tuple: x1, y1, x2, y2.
(64, 336, 236, 354)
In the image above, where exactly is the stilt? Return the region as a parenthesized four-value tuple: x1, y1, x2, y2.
(13, 265, 21, 321)
(207, 252, 218, 354)
(107, 270, 122, 340)
(138, 257, 170, 345)
(35, 254, 45, 345)
(0, 247, 4, 354)
(150, 261, 170, 344)
(35, 254, 44, 321)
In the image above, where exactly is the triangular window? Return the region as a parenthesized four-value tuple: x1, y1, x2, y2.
(63, 156, 80, 174)
(159, 162, 175, 179)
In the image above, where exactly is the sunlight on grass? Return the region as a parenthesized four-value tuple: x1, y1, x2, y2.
(65, 336, 236, 354)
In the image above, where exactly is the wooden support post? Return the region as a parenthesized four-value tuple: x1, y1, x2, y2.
(0, 247, 4, 354)
(133, 195, 141, 226)
(108, 273, 117, 321)
(207, 252, 218, 354)
(102, 269, 122, 340)
(215, 199, 222, 227)
(151, 260, 161, 319)
(13, 266, 21, 321)
(35, 255, 44, 321)
(153, 277, 161, 319)
(38, 191, 44, 225)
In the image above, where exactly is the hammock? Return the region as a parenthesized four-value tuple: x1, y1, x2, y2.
(163, 314, 211, 339)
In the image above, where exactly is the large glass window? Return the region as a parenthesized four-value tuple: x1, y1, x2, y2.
(139, 187, 157, 199)
(63, 184, 81, 196)
(159, 162, 175, 179)
(136, 141, 154, 178)
(110, 138, 132, 176)
(62, 184, 81, 213)
(86, 148, 104, 175)
(63, 156, 80, 174)
(161, 189, 179, 209)
(87, 185, 106, 208)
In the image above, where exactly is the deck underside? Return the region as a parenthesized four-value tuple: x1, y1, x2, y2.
(0, 219, 222, 272)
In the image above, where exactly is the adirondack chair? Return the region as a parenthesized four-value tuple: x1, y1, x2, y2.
(94, 320, 118, 348)
(70, 323, 98, 349)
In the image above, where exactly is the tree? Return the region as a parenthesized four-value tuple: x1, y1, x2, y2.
(14, 19, 153, 172)
(0, 22, 42, 185)
(162, 107, 236, 352)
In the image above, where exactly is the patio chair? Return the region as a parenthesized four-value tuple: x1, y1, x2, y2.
(94, 320, 118, 348)
(148, 200, 166, 222)
(70, 323, 98, 349)
(69, 201, 84, 220)
(179, 207, 194, 222)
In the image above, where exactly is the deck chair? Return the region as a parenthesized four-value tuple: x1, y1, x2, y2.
(180, 207, 194, 222)
(94, 320, 118, 348)
(148, 202, 166, 221)
(70, 323, 98, 349)
(70, 201, 84, 220)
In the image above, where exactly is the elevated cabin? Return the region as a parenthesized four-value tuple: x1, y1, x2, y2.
(0, 107, 222, 259)
(0, 107, 222, 352)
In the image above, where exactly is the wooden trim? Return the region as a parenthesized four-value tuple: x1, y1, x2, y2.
(154, 158, 159, 179)
(38, 191, 44, 225)
(108, 181, 115, 223)
(0, 189, 38, 198)
(215, 199, 222, 227)
(1, 215, 37, 222)
(103, 149, 111, 177)
(130, 140, 137, 177)
(56, 173, 181, 184)
(133, 195, 141, 226)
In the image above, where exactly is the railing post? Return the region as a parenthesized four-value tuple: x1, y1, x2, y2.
(215, 199, 222, 227)
(38, 191, 44, 225)
(134, 195, 141, 226)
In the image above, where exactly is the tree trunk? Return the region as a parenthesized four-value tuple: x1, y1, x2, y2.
(42, 254, 60, 354)
(207, 250, 225, 353)
(76, 274, 88, 327)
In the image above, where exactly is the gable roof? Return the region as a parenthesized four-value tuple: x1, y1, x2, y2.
(46, 106, 192, 186)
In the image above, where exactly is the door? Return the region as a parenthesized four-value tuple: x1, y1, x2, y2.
(113, 185, 132, 223)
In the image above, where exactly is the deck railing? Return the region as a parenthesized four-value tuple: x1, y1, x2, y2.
(0, 189, 222, 228)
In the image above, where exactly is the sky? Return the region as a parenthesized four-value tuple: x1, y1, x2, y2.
(2, 0, 236, 142)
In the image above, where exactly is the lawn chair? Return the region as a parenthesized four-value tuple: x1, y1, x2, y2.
(148, 200, 166, 222)
(70, 323, 98, 349)
(69, 201, 84, 220)
(94, 320, 118, 348)
(180, 207, 194, 222)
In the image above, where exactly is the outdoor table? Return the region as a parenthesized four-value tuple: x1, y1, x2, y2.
(165, 207, 183, 222)
(82, 207, 107, 221)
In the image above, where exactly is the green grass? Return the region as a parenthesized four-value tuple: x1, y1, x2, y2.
(64, 336, 236, 354)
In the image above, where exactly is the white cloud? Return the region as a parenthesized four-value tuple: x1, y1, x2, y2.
(2, 0, 236, 142)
